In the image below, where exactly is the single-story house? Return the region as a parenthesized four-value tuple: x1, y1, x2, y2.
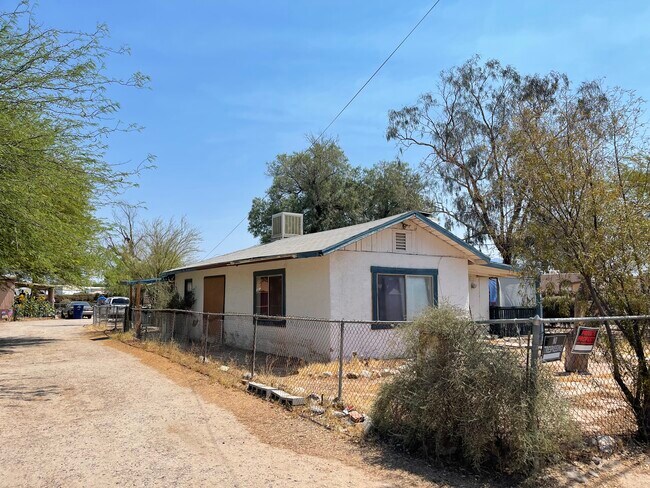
(163, 211, 517, 359)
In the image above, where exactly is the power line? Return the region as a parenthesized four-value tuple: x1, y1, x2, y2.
(200, 215, 247, 260)
(315, 0, 442, 142)
(203, 2, 442, 259)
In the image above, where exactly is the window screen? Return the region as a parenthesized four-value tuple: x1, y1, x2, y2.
(255, 274, 284, 317)
(376, 273, 434, 321)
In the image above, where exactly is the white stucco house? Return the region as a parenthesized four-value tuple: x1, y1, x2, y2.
(162, 211, 516, 360)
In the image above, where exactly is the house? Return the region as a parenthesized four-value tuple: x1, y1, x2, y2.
(0, 277, 16, 320)
(162, 211, 517, 359)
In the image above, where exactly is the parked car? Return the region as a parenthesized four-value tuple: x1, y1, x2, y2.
(62, 301, 93, 319)
(105, 296, 130, 317)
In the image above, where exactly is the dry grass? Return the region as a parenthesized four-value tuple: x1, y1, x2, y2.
(108, 332, 398, 435)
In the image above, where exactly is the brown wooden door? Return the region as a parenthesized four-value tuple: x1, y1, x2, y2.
(203, 275, 225, 341)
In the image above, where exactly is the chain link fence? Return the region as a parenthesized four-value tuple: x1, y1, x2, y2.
(92, 305, 128, 330)
(115, 308, 649, 438)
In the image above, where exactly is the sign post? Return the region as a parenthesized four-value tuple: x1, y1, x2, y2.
(571, 326, 599, 354)
(541, 333, 568, 362)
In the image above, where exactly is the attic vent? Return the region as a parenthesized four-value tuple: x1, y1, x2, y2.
(394, 232, 407, 251)
(271, 212, 304, 241)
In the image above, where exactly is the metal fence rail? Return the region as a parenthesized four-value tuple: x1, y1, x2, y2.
(92, 305, 128, 330)
(116, 308, 649, 438)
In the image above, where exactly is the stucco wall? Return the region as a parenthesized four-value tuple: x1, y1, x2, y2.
(172, 223, 478, 360)
(468, 275, 490, 320)
(173, 256, 333, 358)
(328, 224, 471, 359)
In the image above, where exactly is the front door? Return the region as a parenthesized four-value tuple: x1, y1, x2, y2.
(203, 275, 225, 342)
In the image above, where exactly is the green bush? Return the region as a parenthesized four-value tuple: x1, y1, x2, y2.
(14, 294, 55, 318)
(371, 305, 579, 475)
(167, 290, 195, 310)
(542, 295, 574, 318)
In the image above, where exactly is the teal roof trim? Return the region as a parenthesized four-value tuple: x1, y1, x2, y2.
(320, 211, 420, 255)
(484, 262, 514, 271)
(321, 210, 490, 263)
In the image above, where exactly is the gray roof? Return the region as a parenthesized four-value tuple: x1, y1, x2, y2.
(163, 211, 491, 275)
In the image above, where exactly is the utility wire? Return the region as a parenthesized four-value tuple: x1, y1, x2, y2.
(315, 0, 442, 142)
(200, 216, 247, 259)
(203, 1, 442, 259)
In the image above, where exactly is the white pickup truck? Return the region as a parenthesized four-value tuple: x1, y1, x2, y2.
(105, 296, 130, 317)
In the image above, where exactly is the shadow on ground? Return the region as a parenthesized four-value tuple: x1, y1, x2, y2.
(0, 336, 58, 355)
(0, 383, 61, 402)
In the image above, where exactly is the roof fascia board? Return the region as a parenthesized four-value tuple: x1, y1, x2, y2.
(320, 210, 490, 264)
(162, 251, 321, 277)
(320, 211, 418, 255)
(412, 213, 490, 264)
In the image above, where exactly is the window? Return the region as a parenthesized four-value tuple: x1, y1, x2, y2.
(253, 269, 285, 326)
(371, 267, 437, 327)
(184, 279, 193, 296)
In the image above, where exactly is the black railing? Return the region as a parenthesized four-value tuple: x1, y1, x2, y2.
(489, 307, 536, 336)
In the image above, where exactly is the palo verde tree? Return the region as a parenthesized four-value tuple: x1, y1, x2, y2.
(0, 2, 151, 283)
(517, 79, 650, 440)
(387, 56, 564, 264)
(248, 136, 431, 242)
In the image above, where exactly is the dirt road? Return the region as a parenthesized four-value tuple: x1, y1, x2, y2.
(0, 319, 416, 487)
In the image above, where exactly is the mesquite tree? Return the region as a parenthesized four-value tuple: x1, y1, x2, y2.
(0, 2, 151, 282)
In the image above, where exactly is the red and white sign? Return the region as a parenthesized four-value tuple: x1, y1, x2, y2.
(571, 326, 600, 354)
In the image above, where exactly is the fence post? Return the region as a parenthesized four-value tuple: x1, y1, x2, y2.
(530, 315, 542, 385)
(337, 320, 344, 402)
(251, 316, 258, 378)
(202, 314, 208, 361)
(171, 310, 176, 342)
(529, 315, 543, 469)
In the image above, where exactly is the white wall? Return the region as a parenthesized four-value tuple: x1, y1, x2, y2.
(468, 275, 490, 320)
(330, 223, 470, 320)
(173, 256, 333, 359)
(172, 222, 476, 360)
(329, 223, 471, 359)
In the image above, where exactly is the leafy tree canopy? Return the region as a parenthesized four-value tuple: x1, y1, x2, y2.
(515, 79, 650, 439)
(0, 2, 151, 284)
(248, 136, 431, 243)
(387, 56, 565, 264)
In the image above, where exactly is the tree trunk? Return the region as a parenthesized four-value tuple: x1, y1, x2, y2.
(564, 300, 590, 373)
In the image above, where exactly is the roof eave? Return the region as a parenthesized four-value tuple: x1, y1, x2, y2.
(162, 251, 321, 277)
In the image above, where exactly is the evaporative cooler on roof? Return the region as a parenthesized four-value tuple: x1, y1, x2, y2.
(271, 212, 304, 240)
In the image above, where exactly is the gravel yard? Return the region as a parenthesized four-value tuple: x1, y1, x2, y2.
(0, 319, 425, 487)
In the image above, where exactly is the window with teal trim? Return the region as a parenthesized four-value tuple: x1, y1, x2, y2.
(371, 266, 438, 328)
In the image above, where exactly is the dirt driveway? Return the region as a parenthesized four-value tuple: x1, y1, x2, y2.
(0, 319, 443, 488)
(2, 320, 648, 488)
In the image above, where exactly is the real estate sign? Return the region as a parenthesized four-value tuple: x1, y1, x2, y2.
(571, 326, 600, 354)
(541, 333, 567, 362)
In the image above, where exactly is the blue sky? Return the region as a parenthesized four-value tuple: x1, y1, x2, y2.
(35, 1, 650, 258)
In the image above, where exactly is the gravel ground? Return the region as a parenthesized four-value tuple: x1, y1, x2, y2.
(2, 319, 648, 488)
(0, 319, 406, 487)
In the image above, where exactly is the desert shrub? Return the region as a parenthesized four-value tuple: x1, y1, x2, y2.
(542, 295, 574, 318)
(371, 305, 579, 475)
(167, 290, 195, 310)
